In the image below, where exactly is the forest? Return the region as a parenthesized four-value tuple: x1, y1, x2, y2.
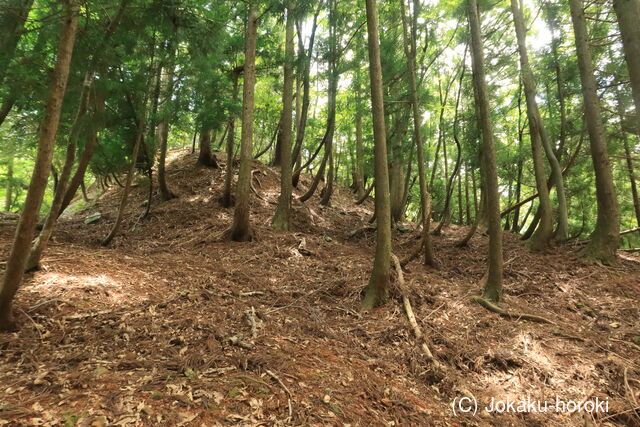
(0, 0, 639, 425)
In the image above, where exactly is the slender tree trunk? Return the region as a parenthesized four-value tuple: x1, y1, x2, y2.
(468, 0, 503, 302)
(4, 146, 14, 211)
(457, 171, 463, 224)
(465, 166, 471, 225)
(292, 5, 321, 187)
(26, 70, 97, 271)
(510, 0, 554, 251)
(222, 71, 240, 208)
(389, 113, 409, 222)
(197, 126, 218, 167)
(0, 96, 16, 128)
(272, 4, 295, 230)
(362, 0, 392, 310)
(435, 59, 465, 234)
(569, 0, 620, 264)
(102, 115, 146, 246)
(622, 122, 640, 227)
(353, 74, 366, 199)
(613, 0, 640, 122)
(229, 3, 258, 242)
(0, 0, 79, 331)
(157, 45, 177, 201)
(59, 102, 102, 216)
(0, 0, 34, 87)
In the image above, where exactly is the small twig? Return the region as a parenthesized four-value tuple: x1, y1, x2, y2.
(266, 369, 293, 420)
(239, 291, 265, 297)
(228, 335, 253, 350)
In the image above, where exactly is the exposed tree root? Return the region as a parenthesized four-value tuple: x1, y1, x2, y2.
(391, 254, 441, 367)
(471, 296, 555, 324)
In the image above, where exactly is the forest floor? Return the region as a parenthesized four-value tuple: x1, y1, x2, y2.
(1, 149, 639, 427)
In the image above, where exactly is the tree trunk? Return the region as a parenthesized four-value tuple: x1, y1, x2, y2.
(510, 0, 554, 251)
(622, 121, 640, 227)
(59, 102, 102, 216)
(613, 0, 640, 122)
(362, 0, 392, 310)
(0, 0, 34, 87)
(229, 3, 258, 242)
(4, 146, 14, 211)
(389, 113, 409, 223)
(0, 0, 79, 331)
(292, 5, 321, 187)
(435, 59, 465, 234)
(272, 4, 295, 231)
(197, 126, 219, 167)
(156, 45, 178, 201)
(26, 70, 96, 271)
(222, 71, 240, 208)
(353, 74, 366, 199)
(468, 0, 503, 302)
(102, 115, 146, 246)
(569, 0, 620, 264)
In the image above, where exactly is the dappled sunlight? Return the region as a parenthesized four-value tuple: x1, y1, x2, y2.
(27, 272, 130, 303)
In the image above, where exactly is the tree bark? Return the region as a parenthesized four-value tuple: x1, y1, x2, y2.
(222, 71, 240, 208)
(229, 3, 258, 242)
(4, 146, 14, 211)
(156, 44, 178, 201)
(510, 0, 554, 251)
(362, 0, 392, 310)
(613, 0, 640, 123)
(0, 0, 34, 87)
(468, 0, 503, 302)
(399, 0, 436, 266)
(272, 4, 295, 231)
(0, 0, 79, 331)
(102, 115, 146, 246)
(197, 126, 219, 168)
(292, 4, 321, 187)
(353, 74, 366, 199)
(569, 0, 620, 264)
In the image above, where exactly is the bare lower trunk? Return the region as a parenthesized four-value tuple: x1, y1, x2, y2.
(399, 0, 436, 266)
(613, 0, 640, 122)
(229, 3, 258, 242)
(468, 0, 503, 301)
(362, 0, 392, 310)
(0, 0, 79, 331)
(102, 115, 146, 246)
(222, 72, 240, 208)
(569, 0, 620, 264)
(197, 126, 219, 168)
(4, 146, 14, 211)
(272, 5, 295, 231)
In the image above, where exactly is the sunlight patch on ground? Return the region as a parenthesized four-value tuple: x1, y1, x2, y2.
(27, 272, 128, 303)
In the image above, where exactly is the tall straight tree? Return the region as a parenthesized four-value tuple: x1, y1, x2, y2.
(156, 42, 178, 201)
(510, 0, 568, 243)
(510, 0, 553, 250)
(0, 0, 34, 87)
(0, 0, 80, 331)
(399, 0, 436, 266)
(467, 0, 503, 302)
(569, 0, 620, 264)
(272, 3, 296, 231)
(229, 2, 258, 241)
(361, 0, 392, 310)
(613, 0, 640, 121)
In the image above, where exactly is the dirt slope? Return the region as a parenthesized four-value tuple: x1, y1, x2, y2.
(1, 149, 639, 426)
